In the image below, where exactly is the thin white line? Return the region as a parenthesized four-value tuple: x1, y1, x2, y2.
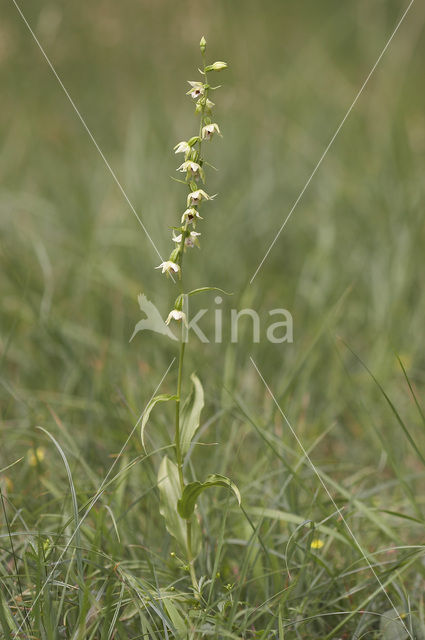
(249, 356, 413, 640)
(10, 0, 166, 266)
(250, 0, 415, 284)
(12, 358, 176, 638)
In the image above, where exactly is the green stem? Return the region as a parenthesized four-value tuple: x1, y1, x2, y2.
(175, 310, 198, 596)
(186, 520, 198, 592)
(175, 336, 185, 491)
(173, 49, 209, 598)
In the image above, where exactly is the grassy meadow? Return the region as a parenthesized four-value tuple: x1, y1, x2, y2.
(1, 0, 425, 637)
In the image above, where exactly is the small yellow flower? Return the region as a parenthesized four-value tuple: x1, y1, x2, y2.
(310, 538, 324, 550)
(28, 447, 46, 467)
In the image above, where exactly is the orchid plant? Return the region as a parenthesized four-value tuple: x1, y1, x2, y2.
(133, 37, 240, 595)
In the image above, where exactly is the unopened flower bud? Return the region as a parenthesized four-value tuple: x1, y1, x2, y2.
(205, 61, 228, 72)
(200, 36, 206, 54)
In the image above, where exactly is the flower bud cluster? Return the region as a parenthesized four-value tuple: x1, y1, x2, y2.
(156, 37, 228, 324)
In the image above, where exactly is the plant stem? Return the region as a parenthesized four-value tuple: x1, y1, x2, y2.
(175, 336, 185, 491)
(173, 48, 209, 597)
(175, 305, 198, 595)
(186, 520, 198, 592)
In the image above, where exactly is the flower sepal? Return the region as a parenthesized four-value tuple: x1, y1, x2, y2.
(165, 309, 188, 326)
(174, 141, 191, 156)
(181, 208, 203, 224)
(155, 260, 181, 277)
(187, 189, 214, 207)
(173, 230, 201, 249)
(176, 161, 205, 183)
(187, 81, 205, 99)
(202, 123, 221, 141)
(195, 97, 215, 113)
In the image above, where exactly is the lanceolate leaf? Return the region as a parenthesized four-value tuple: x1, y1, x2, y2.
(177, 474, 241, 520)
(180, 374, 204, 456)
(157, 456, 201, 554)
(140, 394, 176, 450)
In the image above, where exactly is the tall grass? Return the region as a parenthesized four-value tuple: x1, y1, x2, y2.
(1, 0, 425, 637)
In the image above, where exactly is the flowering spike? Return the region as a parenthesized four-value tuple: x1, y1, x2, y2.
(150, 36, 229, 596)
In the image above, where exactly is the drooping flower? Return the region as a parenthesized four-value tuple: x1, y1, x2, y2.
(181, 208, 203, 224)
(165, 309, 187, 325)
(202, 123, 221, 141)
(155, 261, 180, 276)
(187, 189, 214, 207)
(176, 161, 204, 181)
(173, 230, 201, 248)
(187, 81, 204, 99)
(195, 98, 215, 113)
(185, 231, 201, 248)
(174, 141, 191, 155)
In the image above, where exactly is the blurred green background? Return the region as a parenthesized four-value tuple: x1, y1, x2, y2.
(1, 0, 425, 632)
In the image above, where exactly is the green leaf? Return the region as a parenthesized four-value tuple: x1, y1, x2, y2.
(157, 456, 201, 553)
(180, 374, 204, 456)
(187, 286, 233, 297)
(140, 394, 176, 450)
(162, 599, 187, 638)
(177, 474, 241, 519)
